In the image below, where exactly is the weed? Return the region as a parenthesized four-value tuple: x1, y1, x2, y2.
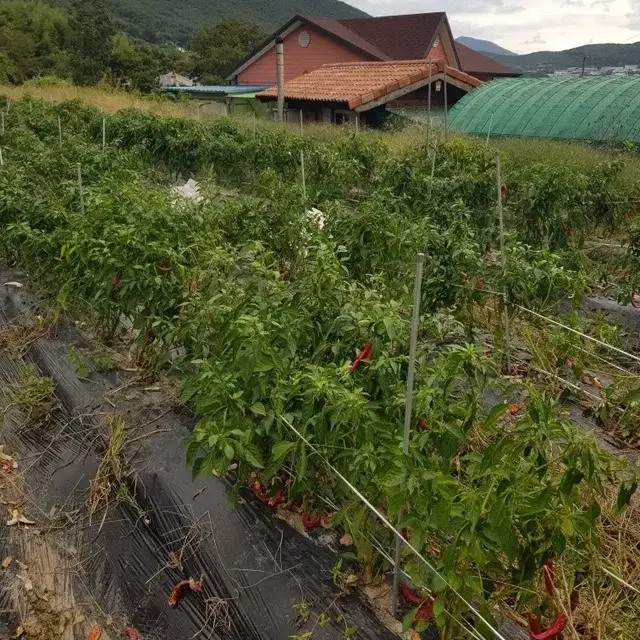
(1, 364, 55, 427)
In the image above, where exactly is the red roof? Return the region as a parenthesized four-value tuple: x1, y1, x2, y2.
(333, 13, 446, 61)
(455, 42, 519, 77)
(257, 60, 482, 111)
(230, 12, 518, 81)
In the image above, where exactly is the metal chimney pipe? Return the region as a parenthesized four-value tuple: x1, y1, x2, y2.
(276, 37, 285, 123)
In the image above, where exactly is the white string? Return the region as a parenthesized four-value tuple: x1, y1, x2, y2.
(571, 342, 639, 376)
(280, 416, 509, 640)
(281, 464, 486, 639)
(601, 566, 640, 595)
(513, 303, 640, 365)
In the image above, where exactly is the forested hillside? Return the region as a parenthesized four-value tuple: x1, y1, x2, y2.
(47, 0, 367, 44)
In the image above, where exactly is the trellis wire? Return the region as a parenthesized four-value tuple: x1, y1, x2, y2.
(280, 416, 509, 640)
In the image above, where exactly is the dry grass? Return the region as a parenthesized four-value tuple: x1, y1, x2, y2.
(88, 413, 127, 513)
(0, 84, 201, 119)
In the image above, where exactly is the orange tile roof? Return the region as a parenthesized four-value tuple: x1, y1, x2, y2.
(257, 60, 482, 111)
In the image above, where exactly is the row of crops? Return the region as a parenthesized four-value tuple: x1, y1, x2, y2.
(1, 97, 639, 638)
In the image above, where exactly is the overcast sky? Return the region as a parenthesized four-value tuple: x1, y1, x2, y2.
(345, 0, 640, 53)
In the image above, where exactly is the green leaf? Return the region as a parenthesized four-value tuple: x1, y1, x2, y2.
(383, 316, 397, 340)
(484, 403, 509, 429)
(272, 441, 294, 463)
(561, 517, 574, 538)
(250, 402, 267, 416)
(224, 443, 234, 460)
(244, 445, 264, 469)
(617, 481, 638, 514)
(402, 607, 418, 632)
(624, 387, 640, 405)
(433, 598, 445, 618)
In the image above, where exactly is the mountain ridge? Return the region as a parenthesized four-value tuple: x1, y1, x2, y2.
(456, 36, 515, 57)
(486, 41, 640, 74)
(46, 0, 367, 44)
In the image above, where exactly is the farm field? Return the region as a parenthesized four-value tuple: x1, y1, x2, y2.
(0, 96, 639, 640)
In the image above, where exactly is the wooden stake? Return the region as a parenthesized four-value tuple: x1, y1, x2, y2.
(300, 149, 306, 206)
(102, 117, 106, 150)
(58, 115, 62, 147)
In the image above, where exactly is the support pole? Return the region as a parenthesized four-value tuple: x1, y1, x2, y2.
(355, 113, 360, 134)
(0, 147, 4, 167)
(391, 253, 425, 616)
(444, 67, 448, 141)
(102, 117, 106, 150)
(300, 109, 303, 135)
(300, 149, 306, 206)
(427, 64, 432, 141)
(276, 37, 285, 124)
(1, 111, 4, 135)
(428, 139, 438, 200)
(58, 115, 62, 147)
(77, 163, 85, 215)
(496, 152, 511, 373)
(486, 113, 493, 146)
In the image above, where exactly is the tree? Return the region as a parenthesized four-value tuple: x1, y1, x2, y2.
(69, 0, 114, 85)
(0, 1, 70, 83)
(189, 19, 266, 85)
(109, 33, 192, 92)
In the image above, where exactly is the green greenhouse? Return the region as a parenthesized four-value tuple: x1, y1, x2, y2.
(449, 76, 640, 143)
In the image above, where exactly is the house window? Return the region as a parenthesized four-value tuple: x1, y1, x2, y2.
(299, 31, 311, 48)
(334, 110, 353, 125)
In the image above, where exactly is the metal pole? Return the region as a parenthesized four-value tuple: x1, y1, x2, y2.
(496, 152, 511, 373)
(300, 109, 303, 135)
(391, 253, 425, 616)
(0, 147, 4, 167)
(486, 113, 493, 146)
(102, 117, 106, 150)
(276, 37, 285, 124)
(77, 163, 85, 215)
(427, 64, 432, 141)
(58, 115, 62, 147)
(428, 139, 438, 200)
(444, 67, 448, 141)
(300, 149, 306, 206)
(355, 113, 360, 134)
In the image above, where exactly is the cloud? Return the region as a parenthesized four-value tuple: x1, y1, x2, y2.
(346, 0, 637, 52)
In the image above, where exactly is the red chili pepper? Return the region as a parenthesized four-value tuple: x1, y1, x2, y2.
(157, 265, 171, 273)
(145, 327, 154, 346)
(417, 419, 429, 432)
(508, 403, 523, 415)
(301, 514, 322, 530)
(631, 293, 640, 309)
(564, 358, 573, 369)
(124, 628, 140, 640)
(401, 527, 409, 541)
(267, 491, 285, 508)
(252, 479, 269, 504)
(400, 582, 422, 605)
(543, 559, 555, 596)
(475, 276, 483, 291)
(528, 613, 567, 640)
(626, 209, 634, 220)
(168, 578, 202, 607)
(567, 228, 574, 239)
(112, 275, 121, 287)
(400, 583, 435, 622)
(87, 625, 103, 640)
(350, 344, 373, 372)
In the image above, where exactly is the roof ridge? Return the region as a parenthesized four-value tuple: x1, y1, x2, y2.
(337, 11, 445, 22)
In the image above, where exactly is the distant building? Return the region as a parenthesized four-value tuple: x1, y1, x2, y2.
(158, 72, 194, 89)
